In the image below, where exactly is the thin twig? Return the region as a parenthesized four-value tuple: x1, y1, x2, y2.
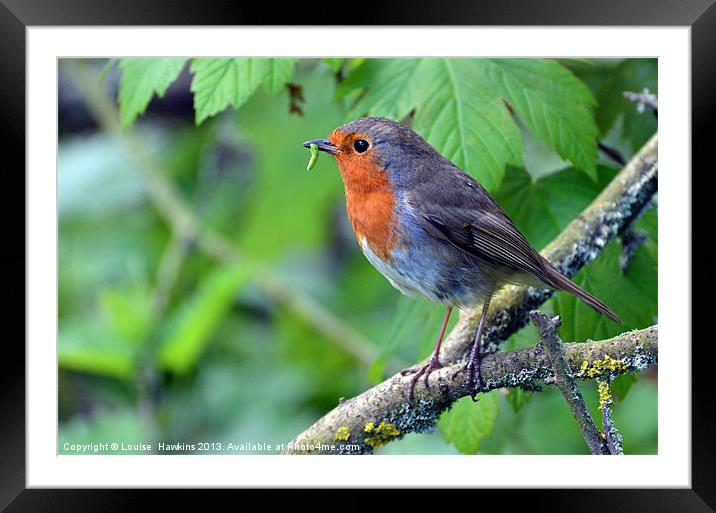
(528, 311, 609, 455)
(598, 141, 627, 167)
(619, 226, 649, 273)
(152, 232, 193, 314)
(142, 227, 193, 444)
(599, 377, 624, 455)
(624, 89, 658, 119)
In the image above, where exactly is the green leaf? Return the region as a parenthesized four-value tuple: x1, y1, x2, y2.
(190, 58, 271, 124)
(323, 58, 344, 73)
(158, 264, 253, 373)
(557, 58, 595, 69)
(485, 58, 597, 108)
(189, 58, 299, 124)
(339, 58, 598, 190)
(100, 284, 154, 346)
(340, 59, 427, 120)
(478, 59, 599, 179)
(506, 388, 533, 413)
(494, 166, 617, 250)
(414, 60, 523, 192)
(339, 58, 524, 191)
(59, 322, 137, 379)
(117, 58, 187, 128)
(612, 373, 638, 401)
(263, 58, 299, 94)
(438, 390, 500, 454)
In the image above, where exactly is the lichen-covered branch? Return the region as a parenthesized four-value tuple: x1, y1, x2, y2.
(529, 311, 609, 456)
(284, 325, 657, 454)
(600, 379, 624, 455)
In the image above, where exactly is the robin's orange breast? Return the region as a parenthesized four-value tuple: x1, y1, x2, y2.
(336, 156, 398, 261)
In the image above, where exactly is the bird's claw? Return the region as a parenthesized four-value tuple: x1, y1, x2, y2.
(451, 357, 483, 401)
(401, 355, 444, 405)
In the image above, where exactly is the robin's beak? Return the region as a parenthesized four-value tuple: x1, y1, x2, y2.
(303, 139, 339, 155)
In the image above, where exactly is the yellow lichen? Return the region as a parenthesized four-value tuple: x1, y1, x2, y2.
(597, 378, 612, 412)
(334, 426, 351, 442)
(363, 422, 401, 448)
(578, 354, 628, 379)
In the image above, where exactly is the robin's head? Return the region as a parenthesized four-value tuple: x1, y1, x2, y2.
(303, 117, 439, 188)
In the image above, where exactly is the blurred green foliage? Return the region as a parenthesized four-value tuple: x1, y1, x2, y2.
(58, 57, 657, 455)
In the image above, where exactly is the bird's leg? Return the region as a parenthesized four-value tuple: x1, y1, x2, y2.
(400, 306, 453, 404)
(453, 294, 492, 401)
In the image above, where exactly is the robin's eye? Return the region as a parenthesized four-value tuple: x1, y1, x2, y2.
(354, 139, 370, 153)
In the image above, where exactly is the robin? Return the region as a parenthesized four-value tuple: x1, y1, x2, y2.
(304, 117, 620, 403)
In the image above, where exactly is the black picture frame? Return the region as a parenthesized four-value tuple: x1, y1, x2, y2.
(3, 0, 712, 510)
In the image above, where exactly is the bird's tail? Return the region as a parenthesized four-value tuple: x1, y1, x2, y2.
(539, 257, 622, 323)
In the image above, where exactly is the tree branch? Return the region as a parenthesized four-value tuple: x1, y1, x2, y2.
(285, 325, 656, 454)
(601, 382, 624, 455)
(529, 311, 609, 455)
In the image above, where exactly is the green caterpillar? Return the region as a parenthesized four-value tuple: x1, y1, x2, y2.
(306, 143, 319, 171)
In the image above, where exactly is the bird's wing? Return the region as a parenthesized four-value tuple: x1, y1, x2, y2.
(410, 177, 622, 323)
(417, 204, 551, 285)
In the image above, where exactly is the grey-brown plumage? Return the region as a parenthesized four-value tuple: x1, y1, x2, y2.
(414, 180, 621, 323)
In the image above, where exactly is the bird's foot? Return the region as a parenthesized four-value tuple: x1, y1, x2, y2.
(400, 354, 444, 404)
(451, 354, 483, 401)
